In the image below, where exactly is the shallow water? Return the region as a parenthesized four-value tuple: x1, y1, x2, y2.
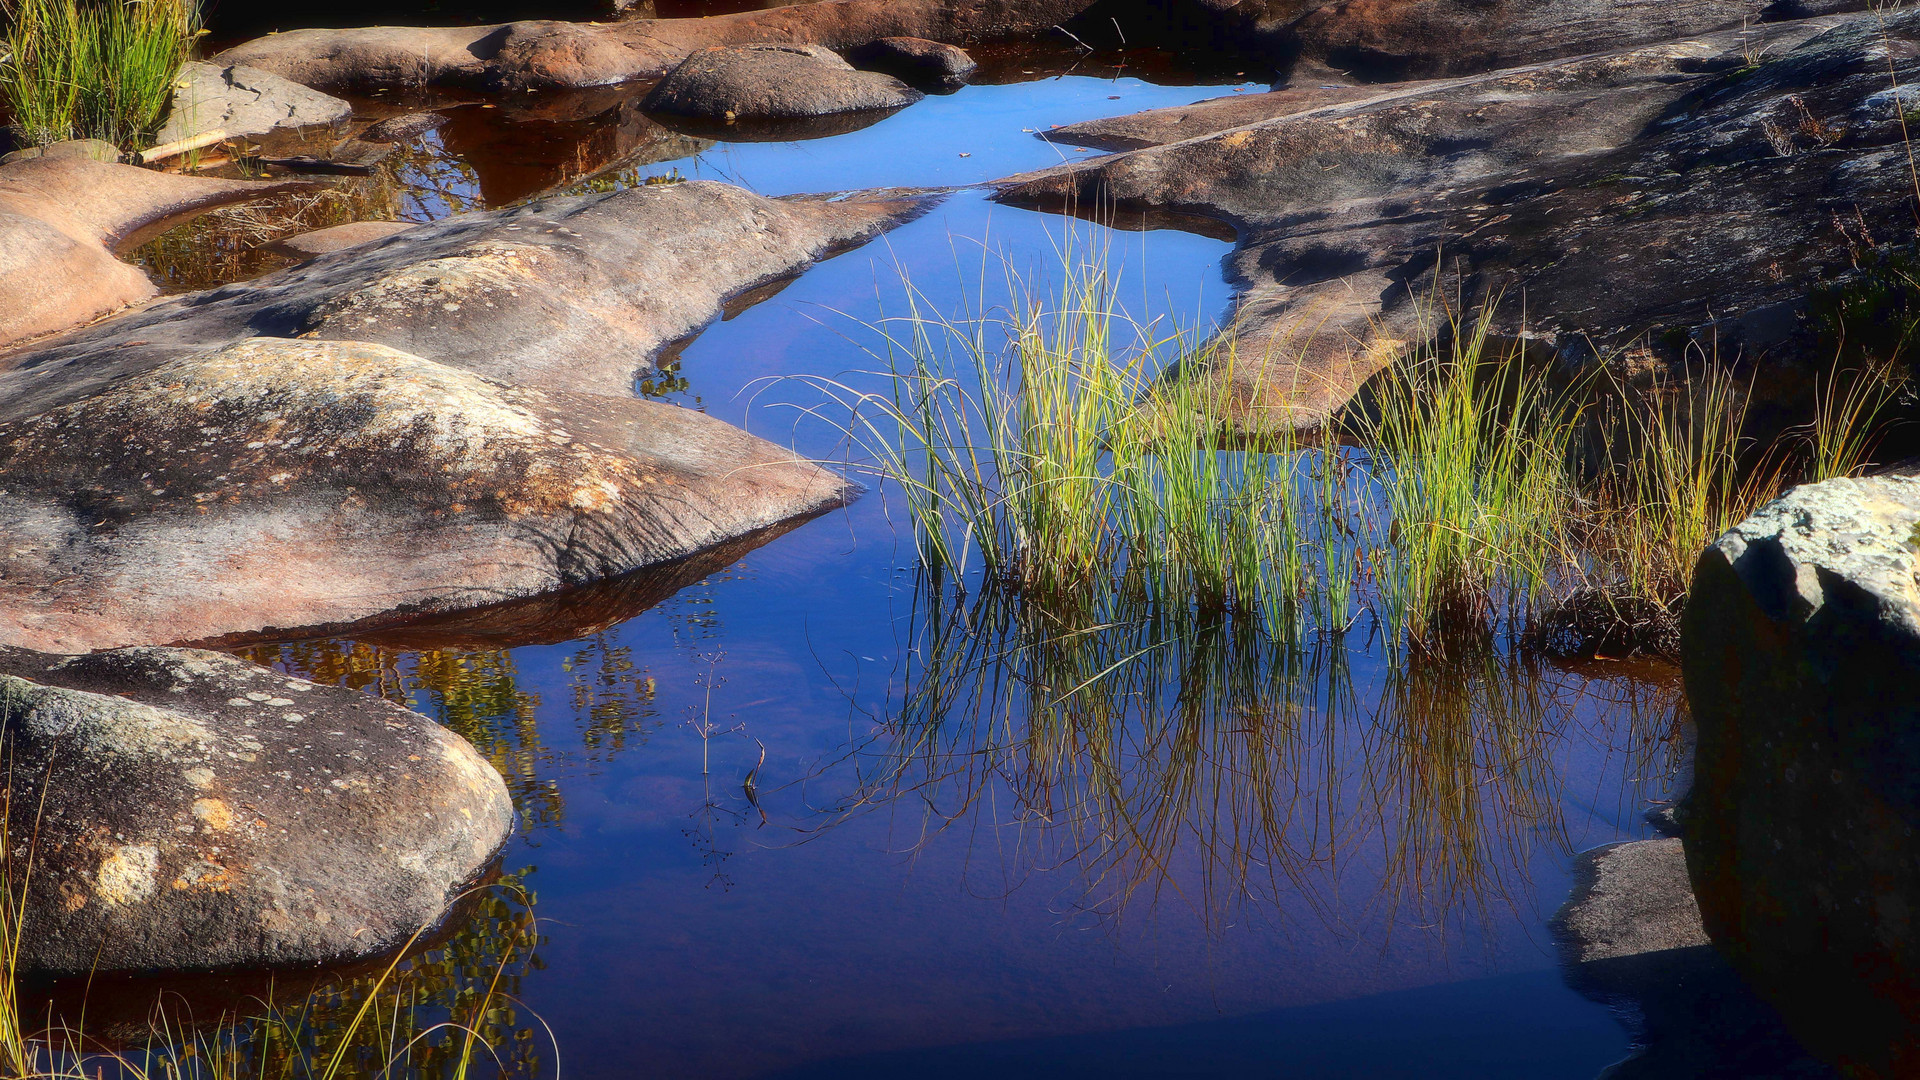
(113, 62, 1692, 1078)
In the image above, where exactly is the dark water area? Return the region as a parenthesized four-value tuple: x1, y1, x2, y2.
(116, 60, 1695, 1079)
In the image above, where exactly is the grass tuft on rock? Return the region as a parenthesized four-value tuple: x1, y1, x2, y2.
(0, 0, 199, 149)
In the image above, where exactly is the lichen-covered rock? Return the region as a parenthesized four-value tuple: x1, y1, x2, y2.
(0, 338, 855, 652)
(0, 645, 512, 975)
(1682, 474, 1920, 1077)
(0, 156, 305, 351)
(643, 44, 922, 123)
(152, 62, 352, 150)
(0, 180, 917, 650)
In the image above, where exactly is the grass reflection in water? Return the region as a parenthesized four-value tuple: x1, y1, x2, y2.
(805, 577, 1685, 937)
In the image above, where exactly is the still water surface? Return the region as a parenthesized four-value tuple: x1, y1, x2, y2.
(163, 62, 1680, 1078)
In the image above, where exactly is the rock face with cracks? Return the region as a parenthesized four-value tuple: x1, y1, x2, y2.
(643, 43, 922, 121)
(1683, 474, 1920, 1078)
(0, 645, 512, 975)
(0, 156, 306, 351)
(1004, 10, 1918, 433)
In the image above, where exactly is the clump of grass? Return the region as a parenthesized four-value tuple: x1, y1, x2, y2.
(807, 241, 1909, 660)
(792, 247, 1358, 635)
(1361, 310, 1577, 647)
(799, 251, 1587, 649)
(0, 0, 200, 149)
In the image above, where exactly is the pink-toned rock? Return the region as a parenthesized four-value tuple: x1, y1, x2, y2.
(272, 218, 417, 259)
(0, 157, 305, 351)
(214, 0, 1097, 91)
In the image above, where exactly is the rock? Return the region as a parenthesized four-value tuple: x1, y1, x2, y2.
(0, 337, 857, 653)
(355, 112, 449, 143)
(271, 219, 418, 259)
(0, 181, 923, 649)
(846, 36, 978, 92)
(997, 11, 1905, 433)
(0, 156, 307, 352)
(1557, 838, 1709, 965)
(643, 44, 922, 125)
(1683, 474, 1920, 1077)
(211, 0, 1101, 92)
(0, 644, 512, 975)
(1278, 0, 1817, 81)
(1553, 839, 1835, 1078)
(152, 62, 352, 151)
(0, 139, 123, 166)
(325, 112, 451, 167)
(1040, 83, 1398, 151)
(2, 180, 932, 410)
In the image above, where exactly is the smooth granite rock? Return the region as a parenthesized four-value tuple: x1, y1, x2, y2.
(0, 645, 512, 975)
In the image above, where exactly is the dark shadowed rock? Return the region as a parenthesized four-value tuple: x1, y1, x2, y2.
(1, 180, 933, 410)
(998, 11, 1906, 433)
(1683, 475, 1920, 1078)
(1553, 838, 1832, 1078)
(0, 337, 857, 653)
(212, 0, 1099, 92)
(0, 156, 306, 351)
(644, 44, 922, 122)
(846, 36, 977, 92)
(152, 62, 352, 151)
(0, 645, 512, 975)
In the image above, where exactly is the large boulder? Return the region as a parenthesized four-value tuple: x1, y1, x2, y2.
(0, 180, 924, 651)
(1683, 475, 1920, 1077)
(0, 337, 856, 653)
(642, 43, 922, 129)
(151, 62, 352, 153)
(0, 156, 305, 351)
(0, 645, 512, 975)
(1001, 10, 1910, 433)
(212, 0, 1099, 92)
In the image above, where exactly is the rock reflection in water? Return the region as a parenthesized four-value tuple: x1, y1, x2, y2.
(22, 873, 546, 1079)
(242, 637, 658, 832)
(799, 578, 1685, 934)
